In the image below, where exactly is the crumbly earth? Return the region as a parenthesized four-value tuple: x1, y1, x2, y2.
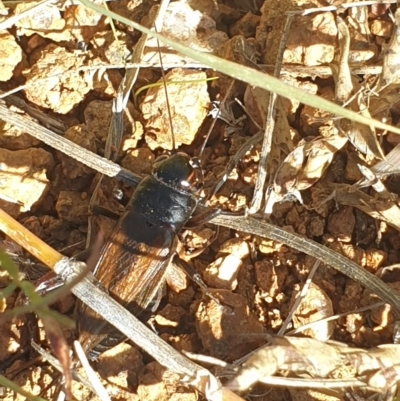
(1, 1, 400, 401)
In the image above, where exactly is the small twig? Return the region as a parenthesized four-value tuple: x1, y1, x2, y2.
(290, 0, 399, 16)
(31, 342, 96, 392)
(257, 376, 367, 389)
(183, 351, 230, 368)
(278, 260, 320, 335)
(0, 63, 383, 101)
(103, 0, 170, 160)
(1, 93, 67, 134)
(211, 131, 263, 197)
(73, 341, 110, 401)
(286, 301, 386, 336)
(334, 16, 353, 104)
(0, 103, 141, 188)
(234, 98, 263, 130)
(249, 13, 294, 214)
(272, 63, 383, 77)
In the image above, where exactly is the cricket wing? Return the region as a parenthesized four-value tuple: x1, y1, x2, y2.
(78, 209, 175, 355)
(96, 221, 174, 314)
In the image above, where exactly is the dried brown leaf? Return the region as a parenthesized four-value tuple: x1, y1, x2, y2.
(297, 134, 348, 191)
(228, 336, 346, 392)
(41, 314, 72, 399)
(229, 336, 400, 393)
(376, 8, 400, 91)
(371, 143, 400, 177)
(329, 183, 400, 231)
(274, 145, 305, 196)
(333, 17, 353, 104)
(344, 344, 400, 391)
(273, 133, 348, 200)
(341, 94, 384, 160)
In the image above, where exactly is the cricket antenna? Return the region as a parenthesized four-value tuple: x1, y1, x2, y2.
(198, 79, 235, 159)
(197, 95, 220, 159)
(198, 120, 214, 159)
(154, 24, 176, 151)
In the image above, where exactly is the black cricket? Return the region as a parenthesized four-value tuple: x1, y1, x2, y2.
(78, 152, 205, 359)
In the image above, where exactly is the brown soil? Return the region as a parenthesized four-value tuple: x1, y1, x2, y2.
(1, 1, 400, 401)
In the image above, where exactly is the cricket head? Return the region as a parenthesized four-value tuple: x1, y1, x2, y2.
(152, 152, 203, 193)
